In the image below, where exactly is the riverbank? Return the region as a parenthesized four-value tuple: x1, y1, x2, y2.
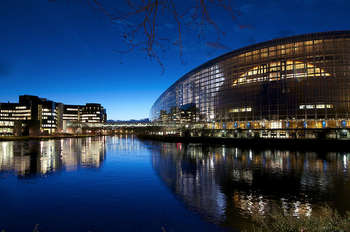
(137, 134, 350, 151)
(0, 134, 101, 142)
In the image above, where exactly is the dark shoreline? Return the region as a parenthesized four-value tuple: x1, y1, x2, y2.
(137, 134, 350, 151)
(3, 134, 350, 151)
(0, 134, 101, 142)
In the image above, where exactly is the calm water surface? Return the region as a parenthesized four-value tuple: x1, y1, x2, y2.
(0, 136, 349, 231)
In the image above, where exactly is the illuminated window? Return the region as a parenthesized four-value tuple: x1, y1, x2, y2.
(299, 104, 333, 110)
(229, 107, 252, 113)
(233, 60, 331, 87)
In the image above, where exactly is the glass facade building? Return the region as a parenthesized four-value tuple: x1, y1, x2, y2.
(151, 31, 350, 131)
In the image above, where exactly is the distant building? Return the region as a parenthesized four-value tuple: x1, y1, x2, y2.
(159, 103, 198, 125)
(63, 103, 106, 123)
(62, 103, 107, 134)
(63, 104, 81, 122)
(0, 102, 31, 136)
(81, 103, 107, 123)
(0, 95, 107, 136)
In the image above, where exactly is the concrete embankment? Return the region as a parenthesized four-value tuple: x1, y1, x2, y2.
(137, 134, 350, 151)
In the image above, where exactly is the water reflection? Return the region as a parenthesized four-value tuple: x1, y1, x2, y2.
(0, 137, 106, 177)
(151, 143, 350, 230)
(107, 134, 143, 152)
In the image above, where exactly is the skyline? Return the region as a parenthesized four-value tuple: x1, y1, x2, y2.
(1, 0, 350, 120)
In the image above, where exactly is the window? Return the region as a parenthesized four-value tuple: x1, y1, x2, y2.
(233, 60, 331, 87)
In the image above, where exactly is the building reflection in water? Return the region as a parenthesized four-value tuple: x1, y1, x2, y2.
(107, 134, 142, 153)
(151, 142, 350, 230)
(0, 137, 106, 177)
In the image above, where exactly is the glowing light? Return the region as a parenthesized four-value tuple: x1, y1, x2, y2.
(233, 60, 331, 87)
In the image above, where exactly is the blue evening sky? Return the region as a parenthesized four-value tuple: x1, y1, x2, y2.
(1, 0, 349, 120)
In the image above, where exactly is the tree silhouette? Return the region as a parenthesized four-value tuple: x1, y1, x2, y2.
(52, 0, 242, 71)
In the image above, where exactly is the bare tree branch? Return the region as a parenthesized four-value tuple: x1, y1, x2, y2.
(52, 0, 245, 71)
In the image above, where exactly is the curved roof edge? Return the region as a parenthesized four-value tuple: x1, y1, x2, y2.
(152, 30, 350, 108)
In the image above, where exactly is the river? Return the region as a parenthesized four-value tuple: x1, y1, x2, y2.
(0, 136, 349, 231)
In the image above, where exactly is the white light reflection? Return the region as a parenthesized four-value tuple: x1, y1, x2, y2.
(343, 154, 348, 170)
(0, 138, 106, 177)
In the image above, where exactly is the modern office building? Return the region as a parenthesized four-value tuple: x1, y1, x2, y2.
(0, 95, 107, 136)
(63, 105, 81, 122)
(150, 31, 350, 136)
(0, 102, 31, 136)
(62, 103, 107, 133)
(0, 95, 60, 135)
(63, 104, 106, 123)
(18, 95, 64, 134)
(81, 103, 107, 123)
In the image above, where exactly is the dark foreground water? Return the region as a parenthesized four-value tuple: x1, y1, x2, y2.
(0, 136, 349, 232)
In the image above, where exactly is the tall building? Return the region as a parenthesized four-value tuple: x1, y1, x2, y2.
(0, 95, 107, 136)
(62, 103, 107, 133)
(81, 103, 107, 123)
(63, 105, 82, 122)
(151, 31, 350, 136)
(0, 103, 31, 135)
(63, 104, 106, 123)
